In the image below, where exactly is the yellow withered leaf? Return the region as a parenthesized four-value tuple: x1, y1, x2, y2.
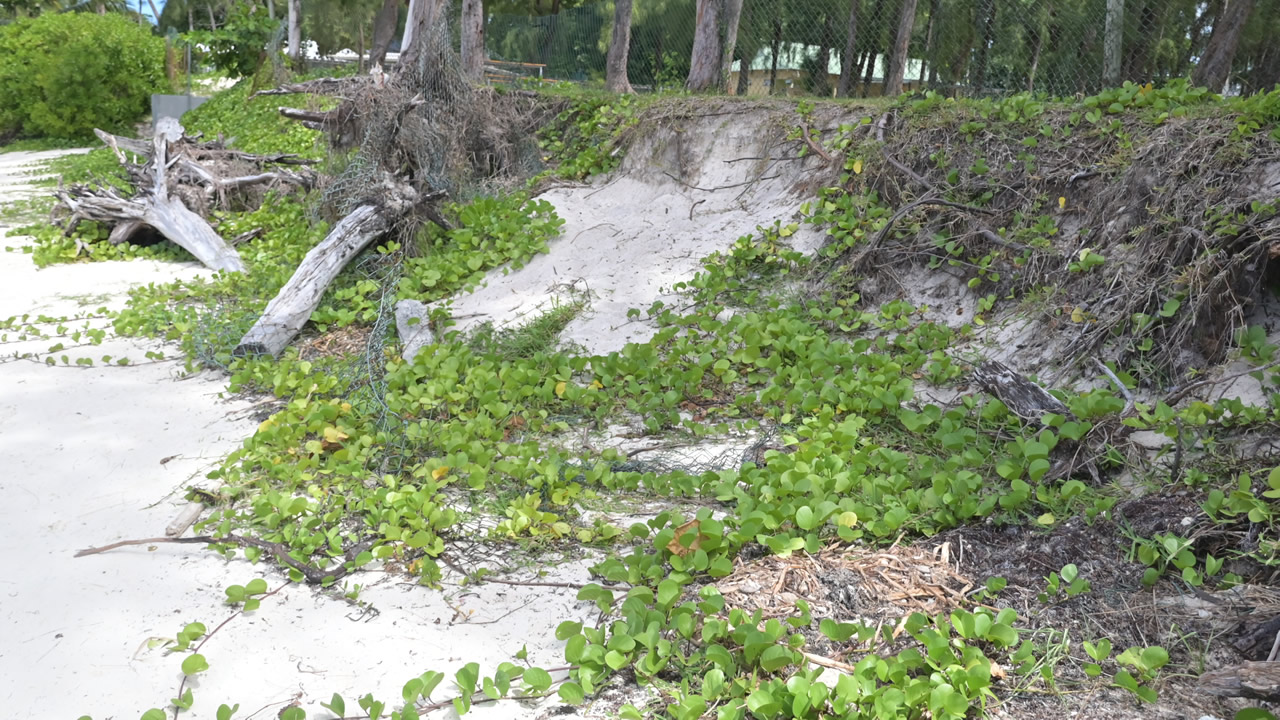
(852, 158, 863, 174)
(322, 426, 348, 444)
(1071, 307, 1085, 323)
(555, 381, 567, 398)
(1058, 196, 1066, 210)
(666, 519, 704, 557)
(432, 466, 450, 480)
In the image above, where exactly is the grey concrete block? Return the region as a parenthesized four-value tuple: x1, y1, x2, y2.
(150, 94, 210, 125)
(396, 299, 435, 362)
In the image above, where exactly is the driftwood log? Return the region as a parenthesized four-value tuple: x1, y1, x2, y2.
(1199, 661, 1280, 701)
(973, 360, 1071, 423)
(233, 176, 431, 357)
(1236, 613, 1280, 660)
(56, 119, 243, 272)
(53, 118, 316, 272)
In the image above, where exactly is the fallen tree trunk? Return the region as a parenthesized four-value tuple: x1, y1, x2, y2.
(233, 177, 428, 357)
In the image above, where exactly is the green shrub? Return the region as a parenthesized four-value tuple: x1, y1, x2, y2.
(180, 4, 279, 79)
(0, 12, 166, 140)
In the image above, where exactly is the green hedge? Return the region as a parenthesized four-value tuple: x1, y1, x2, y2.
(0, 13, 167, 140)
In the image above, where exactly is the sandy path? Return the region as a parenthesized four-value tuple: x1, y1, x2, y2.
(0, 151, 587, 719)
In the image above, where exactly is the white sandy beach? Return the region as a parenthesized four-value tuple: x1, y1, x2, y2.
(0, 149, 589, 720)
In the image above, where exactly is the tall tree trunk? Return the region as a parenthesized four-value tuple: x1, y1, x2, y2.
(287, 0, 301, 61)
(1193, 0, 1255, 90)
(399, 0, 447, 74)
(1245, 44, 1280, 94)
(918, 0, 936, 85)
(1122, 0, 1159, 81)
(768, 17, 782, 94)
(732, 0, 752, 94)
(653, 35, 664, 86)
(358, 22, 365, 72)
(687, 0, 724, 90)
(145, 0, 162, 23)
(859, 0, 887, 96)
(719, 0, 744, 91)
(460, 0, 485, 80)
(208, 3, 218, 30)
(605, 0, 635, 92)
(972, 0, 996, 93)
(1103, 0, 1123, 86)
(837, 0, 861, 97)
(1185, 0, 1222, 69)
(735, 41, 751, 94)
(402, 0, 418, 58)
(811, 13, 833, 96)
(883, 0, 918, 96)
(926, 0, 941, 86)
(859, 49, 875, 95)
(267, 0, 275, 19)
(1026, 15, 1045, 92)
(539, 0, 561, 68)
(369, 0, 400, 67)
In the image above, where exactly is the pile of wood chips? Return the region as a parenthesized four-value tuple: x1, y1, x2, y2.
(716, 541, 975, 623)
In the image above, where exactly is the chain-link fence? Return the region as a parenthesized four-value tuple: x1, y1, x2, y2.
(483, 0, 1280, 98)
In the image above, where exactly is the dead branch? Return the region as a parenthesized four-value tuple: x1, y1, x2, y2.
(1092, 357, 1135, 414)
(798, 121, 835, 165)
(75, 533, 363, 585)
(875, 112, 932, 190)
(1163, 358, 1280, 407)
(278, 106, 339, 127)
(859, 112, 1027, 263)
(251, 75, 373, 98)
(800, 651, 860, 674)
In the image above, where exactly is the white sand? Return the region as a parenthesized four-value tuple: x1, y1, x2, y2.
(438, 107, 831, 355)
(0, 150, 590, 719)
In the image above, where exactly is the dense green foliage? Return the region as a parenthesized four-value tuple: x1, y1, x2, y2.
(181, 4, 280, 79)
(181, 80, 327, 157)
(0, 12, 166, 140)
